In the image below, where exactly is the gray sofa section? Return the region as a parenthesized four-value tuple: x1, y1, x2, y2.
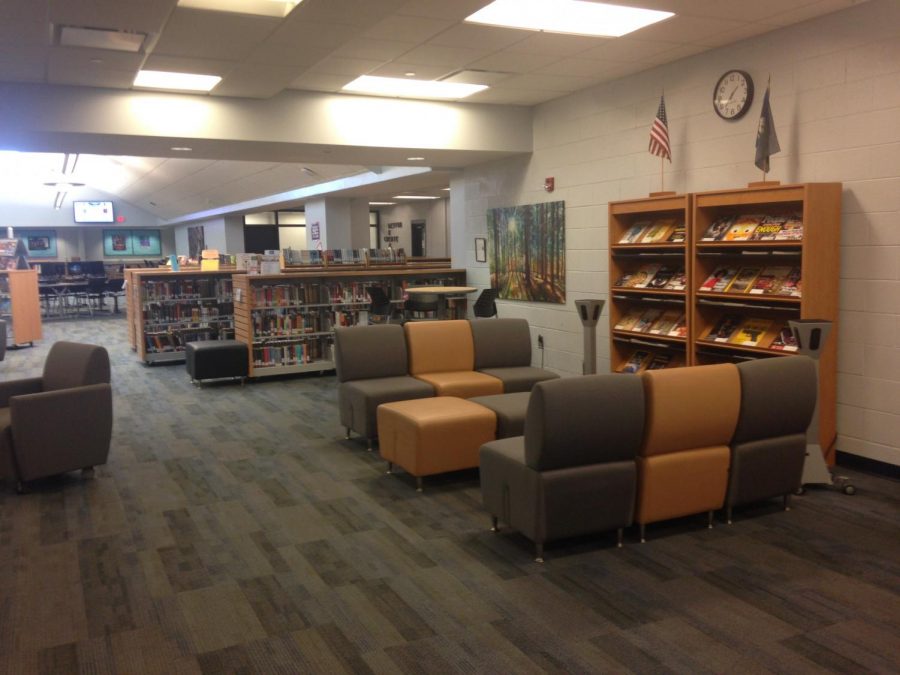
(334, 324, 433, 447)
(470, 318, 559, 393)
(727, 355, 817, 520)
(479, 374, 644, 561)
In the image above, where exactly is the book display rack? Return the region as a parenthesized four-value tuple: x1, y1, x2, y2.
(233, 267, 465, 377)
(126, 269, 241, 364)
(0, 269, 42, 347)
(608, 194, 691, 373)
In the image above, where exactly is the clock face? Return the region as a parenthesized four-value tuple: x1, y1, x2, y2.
(714, 70, 754, 120)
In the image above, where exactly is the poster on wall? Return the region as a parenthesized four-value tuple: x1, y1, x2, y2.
(487, 200, 566, 304)
(103, 229, 134, 256)
(188, 225, 205, 260)
(132, 229, 162, 256)
(19, 229, 58, 258)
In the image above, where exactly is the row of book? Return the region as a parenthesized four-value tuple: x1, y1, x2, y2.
(253, 339, 332, 368)
(143, 301, 234, 324)
(283, 248, 409, 267)
(699, 266, 801, 296)
(250, 282, 372, 307)
(701, 214, 803, 242)
(614, 308, 687, 338)
(252, 309, 329, 337)
(614, 265, 686, 290)
(701, 315, 799, 351)
(617, 350, 685, 373)
(618, 218, 686, 245)
(142, 278, 233, 302)
(144, 329, 235, 353)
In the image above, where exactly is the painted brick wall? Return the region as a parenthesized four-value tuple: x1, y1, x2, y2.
(456, 0, 900, 466)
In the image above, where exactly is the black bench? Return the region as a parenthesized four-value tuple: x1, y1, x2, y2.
(185, 340, 248, 384)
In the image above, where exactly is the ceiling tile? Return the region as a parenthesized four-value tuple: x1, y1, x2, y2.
(0, 60, 46, 82)
(429, 23, 528, 51)
(535, 57, 655, 79)
(362, 15, 453, 42)
(213, 64, 302, 98)
(467, 87, 560, 106)
(630, 14, 748, 47)
(287, 72, 354, 92)
(332, 38, 417, 61)
(246, 42, 331, 68)
(48, 45, 144, 71)
(142, 55, 238, 77)
(468, 50, 561, 74)
(579, 37, 685, 62)
(368, 62, 454, 80)
(266, 20, 362, 51)
(503, 32, 606, 58)
(152, 7, 281, 61)
(395, 0, 488, 21)
(305, 56, 386, 77)
(47, 59, 137, 89)
(499, 72, 596, 93)
(399, 44, 489, 68)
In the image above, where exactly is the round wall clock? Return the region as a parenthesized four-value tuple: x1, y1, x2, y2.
(713, 70, 754, 120)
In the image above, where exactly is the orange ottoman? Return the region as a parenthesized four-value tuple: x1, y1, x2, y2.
(377, 397, 497, 491)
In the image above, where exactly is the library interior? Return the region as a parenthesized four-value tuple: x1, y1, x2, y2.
(0, 1, 898, 672)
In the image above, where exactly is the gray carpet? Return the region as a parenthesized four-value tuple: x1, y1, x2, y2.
(1, 315, 899, 674)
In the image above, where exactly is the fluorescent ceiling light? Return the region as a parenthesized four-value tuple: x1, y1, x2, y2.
(62, 153, 79, 175)
(171, 147, 193, 152)
(343, 76, 487, 100)
(465, 0, 673, 38)
(407, 157, 425, 161)
(393, 195, 440, 200)
(54, 192, 67, 210)
(178, 0, 300, 18)
(134, 70, 222, 92)
(369, 201, 396, 206)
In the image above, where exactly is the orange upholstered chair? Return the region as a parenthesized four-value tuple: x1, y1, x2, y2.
(405, 320, 503, 399)
(636, 363, 740, 541)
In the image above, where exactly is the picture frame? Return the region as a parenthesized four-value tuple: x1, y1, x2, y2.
(19, 229, 58, 258)
(103, 229, 134, 256)
(132, 229, 162, 256)
(475, 237, 487, 263)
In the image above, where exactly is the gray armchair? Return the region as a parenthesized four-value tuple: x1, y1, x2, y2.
(334, 324, 433, 449)
(479, 374, 644, 562)
(470, 318, 559, 393)
(727, 355, 817, 522)
(0, 341, 112, 491)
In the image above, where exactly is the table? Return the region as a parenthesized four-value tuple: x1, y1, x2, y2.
(39, 282, 89, 317)
(405, 285, 477, 319)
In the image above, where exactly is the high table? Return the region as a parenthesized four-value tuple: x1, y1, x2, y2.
(405, 285, 477, 319)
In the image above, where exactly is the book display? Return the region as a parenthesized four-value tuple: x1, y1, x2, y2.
(608, 194, 691, 372)
(691, 183, 841, 457)
(126, 269, 240, 363)
(0, 269, 42, 347)
(233, 267, 465, 377)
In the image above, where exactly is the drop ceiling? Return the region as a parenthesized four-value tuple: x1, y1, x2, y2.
(0, 0, 869, 221)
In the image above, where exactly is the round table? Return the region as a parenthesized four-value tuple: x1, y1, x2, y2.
(405, 286, 477, 319)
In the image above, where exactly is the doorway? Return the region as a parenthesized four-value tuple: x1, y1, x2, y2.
(411, 220, 426, 257)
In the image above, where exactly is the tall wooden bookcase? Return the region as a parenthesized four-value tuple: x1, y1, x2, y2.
(608, 183, 841, 459)
(0, 269, 42, 346)
(233, 267, 466, 378)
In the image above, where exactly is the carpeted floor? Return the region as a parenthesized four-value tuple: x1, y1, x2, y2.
(1, 316, 899, 674)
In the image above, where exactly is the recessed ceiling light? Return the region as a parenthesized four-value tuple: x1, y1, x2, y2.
(171, 146, 193, 152)
(369, 201, 396, 206)
(405, 72, 416, 77)
(393, 195, 440, 200)
(134, 70, 222, 92)
(407, 156, 425, 161)
(178, 0, 300, 18)
(43, 181, 85, 188)
(442, 187, 450, 191)
(343, 76, 487, 100)
(465, 0, 673, 38)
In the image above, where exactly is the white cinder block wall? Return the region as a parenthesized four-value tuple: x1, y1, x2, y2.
(457, 0, 900, 466)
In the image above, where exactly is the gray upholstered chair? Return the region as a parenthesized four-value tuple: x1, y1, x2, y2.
(334, 324, 434, 449)
(479, 374, 644, 562)
(0, 341, 112, 491)
(727, 356, 817, 523)
(469, 318, 559, 393)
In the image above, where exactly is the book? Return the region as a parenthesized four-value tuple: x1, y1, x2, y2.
(722, 215, 763, 241)
(633, 308, 663, 333)
(726, 267, 763, 293)
(703, 267, 739, 293)
(749, 266, 792, 294)
(776, 215, 804, 240)
(619, 350, 652, 373)
(666, 223, 686, 243)
(667, 313, 687, 338)
(778, 267, 802, 297)
(646, 265, 676, 289)
(769, 325, 800, 352)
(613, 270, 635, 287)
(614, 308, 644, 331)
(706, 313, 743, 342)
(701, 215, 734, 241)
(665, 267, 687, 291)
(619, 221, 652, 244)
(648, 309, 682, 335)
(731, 318, 773, 347)
(640, 218, 677, 243)
(645, 353, 672, 370)
(750, 215, 786, 240)
(628, 264, 662, 289)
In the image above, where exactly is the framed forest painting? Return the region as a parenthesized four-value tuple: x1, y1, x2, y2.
(487, 200, 565, 304)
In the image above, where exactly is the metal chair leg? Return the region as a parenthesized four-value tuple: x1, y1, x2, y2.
(491, 516, 499, 532)
(535, 543, 544, 563)
(783, 493, 792, 511)
(639, 523, 646, 543)
(385, 462, 392, 474)
(616, 528, 624, 548)
(726, 505, 733, 525)
(707, 510, 714, 529)
(415, 476, 423, 493)
(345, 427, 351, 440)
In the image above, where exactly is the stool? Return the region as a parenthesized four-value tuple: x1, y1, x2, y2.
(185, 340, 248, 384)
(377, 397, 496, 491)
(469, 391, 530, 438)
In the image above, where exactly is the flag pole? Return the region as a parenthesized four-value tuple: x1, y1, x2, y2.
(660, 156, 664, 192)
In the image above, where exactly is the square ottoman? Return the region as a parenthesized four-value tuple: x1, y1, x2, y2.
(185, 339, 249, 384)
(377, 397, 497, 491)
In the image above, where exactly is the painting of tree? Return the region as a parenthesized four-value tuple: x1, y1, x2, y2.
(487, 200, 565, 304)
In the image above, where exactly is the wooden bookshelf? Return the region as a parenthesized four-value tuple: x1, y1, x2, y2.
(691, 183, 841, 460)
(0, 269, 42, 346)
(608, 193, 691, 373)
(233, 267, 466, 378)
(126, 268, 244, 364)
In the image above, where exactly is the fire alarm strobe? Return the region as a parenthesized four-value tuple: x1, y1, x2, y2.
(544, 177, 555, 192)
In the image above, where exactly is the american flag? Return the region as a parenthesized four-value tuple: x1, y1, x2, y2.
(649, 95, 671, 162)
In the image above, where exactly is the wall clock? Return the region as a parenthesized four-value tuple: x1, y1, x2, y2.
(713, 70, 754, 120)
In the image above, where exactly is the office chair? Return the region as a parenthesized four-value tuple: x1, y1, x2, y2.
(472, 288, 498, 318)
(366, 286, 398, 324)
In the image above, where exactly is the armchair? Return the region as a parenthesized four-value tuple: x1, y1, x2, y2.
(0, 341, 112, 491)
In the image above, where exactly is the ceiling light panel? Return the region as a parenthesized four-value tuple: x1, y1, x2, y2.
(465, 0, 673, 38)
(178, 0, 300, 18)
(343, 75, 487, 100)
(134, 69, 222, 92)
(393, 195, 440, 200)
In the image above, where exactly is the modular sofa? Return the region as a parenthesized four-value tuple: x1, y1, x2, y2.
(470, 318, 559, 393)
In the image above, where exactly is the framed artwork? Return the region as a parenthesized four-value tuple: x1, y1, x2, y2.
(20, 229, 58, 258)
(487, 200, 566, 304)
(475, 237, 487, 263)
(188, 225, 205, 260)
(132, 229, 162, 256)
(103, 229, 134, 256)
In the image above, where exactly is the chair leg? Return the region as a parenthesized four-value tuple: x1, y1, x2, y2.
(415, 476, 423, 493)
(707, 510, 714, 529)
(783, 494, 792, 511)
(367, 439, 373, 452)
(345, 427, 351, 440)
(385, 462, 392, 474)
(534, 543, 544, 564)
(82, 467, 95, 478)
(616, 528, 624, 548)
(490, 516, 499, 532)
(726, 505, 733, 525)
(15, 481, 27, 494)
(639, 523, 646, 543)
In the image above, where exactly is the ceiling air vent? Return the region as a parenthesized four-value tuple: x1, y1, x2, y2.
(58, 25, 146, 53)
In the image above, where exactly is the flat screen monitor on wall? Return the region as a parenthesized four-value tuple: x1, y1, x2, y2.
(73, 200, 114, 223)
